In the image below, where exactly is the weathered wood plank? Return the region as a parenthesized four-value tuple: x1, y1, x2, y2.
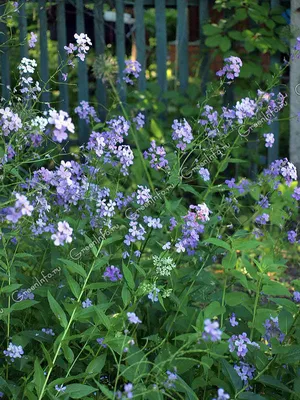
(155, 0, 167, 94)
(38, 0, 50, 107)
(0, 3, 11, 100)
(19, 0, 28, 59)
(199, 0, 209, 94)
(134, 0, 146, 91)
(57, 0, 69, 112)
(176, 0, 189, 92)
(76, 0, 89, 144)
(116, 0, 126, 100)
(94, 0, 106, 119)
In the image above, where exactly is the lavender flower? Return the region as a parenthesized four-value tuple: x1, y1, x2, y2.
(127, 312, 141, 324)
(292, 187, 300, 201)
(124, 221, 146, 246)
(264, 133, 275, 148)
(51, 221, 73, 246)
(103, 265, 123, 282)
(123, 60, 141, 85)
(16, 289, 34, 301)
(212, 388, 230, 400)
(136, 185, 151, 205)
(264, 158, 297, 186)
(229, 313, 239, 327)
(3, 343, 24, 362)
(41, 328, 55, 336)
(164, 370, 178, 389)
(0, 107, 22, 136)
(6, 193, 34, 223)
(234, 362, 256, 384)
(55, 384, 67, 393)
(82, 298, 93, 308)
(75, 101, 100, 124)
(148, 287, 160, 302)
(171, 119, 193, 150)
(199, 167, 210, 181)
(263, 316, 285, 344)
(162, 242, 171, 250)
(287, 230, 298, 244)
(48, 109, 75, 143)
(143, 140, 168, 170)
(143, 216, 162, 229)
(293, 291, 300, 303)
(216, 56, 242, 80)
(133, 113, 145, 130)
(169, 217, 177, 231)
(97, 337, 107, 348)
(255, 213, 269, 225)
(202, 319, 222, 342)
(64, 33, 92, 61)
(228, 333, 259, 357)
(258, 195, 269, 209)
(28, 32, 37, 48)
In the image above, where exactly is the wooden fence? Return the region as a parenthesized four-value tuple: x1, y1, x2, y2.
(0, 0, 283, 164)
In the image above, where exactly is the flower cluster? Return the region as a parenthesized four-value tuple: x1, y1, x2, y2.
(18, 58, 41, 99)
(116, 383, 134, 399)
(28, 32, 37, 48)
(263, 316, 285, 344)
(216, 56, 242, 80)
(48, 109, 75, 143)
(64, 33, 92, 62)
(143, 140, 169, 170)
(212, 388, 230, 400)
(264, 133, 275, 148)
(75, 100, 100, 124)
(171, 119, 193, 150)
(153, 255, 176, 277)
(0, 107, 22, 136)
(6, 193, 33, 223)
(3, 343, 24, 362)
(234, 362, 256, 384)
(228, 333, 260, 357)
(103, 265, 123, 282)
(51, 221, 73, 246)
(202, 319, 222, 342)
(264, 158, 297, 186)
(123, 60, 141, 85)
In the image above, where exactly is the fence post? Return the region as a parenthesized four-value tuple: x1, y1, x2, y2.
(134, 0, 146, 91)
(19, 0, 28, 59)
(94, 0, 106, 119)
(199, 0, 209, 94)
(76, 0, 89, 144)
(116, 0, 126, 101)
(268, 0, 280, 164)
(176, 0, 189, 92)
(38, 0, 50, 107)
(155, 0, 167, 95)
(0, 2, 11, 100)
(57, 0, 69, 112)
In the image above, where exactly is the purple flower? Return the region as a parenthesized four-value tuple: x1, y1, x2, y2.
(82, 298, 93, 308)
(198, 167, 210, 181)
(164, 370, 178, 388)
(51, 221, 73, 246)
(127, 312, 141, 324)
(255, 213, 269, 225)
(216, 56, 242, 80)
(103, 265, 123, 282)
(148, 287, 160, 302)
(202, 319, 222, 342)
(124, 220, 146, 246)
(229, 313, 239, 327)
(3, 343, 24, 362)
(16, 289, 34, 301)
(225, 178, 236, 189)
(212, 388, 230, 400)
(264, 133, 275, 148)
(258, 195, 269, 209)
(228, 333, 259, 357)
(123, 383, 134, 399)
(171, 119, 193, 150)
(293, 291, 300, 303)
(0, 107, 22, 136)
(28, 32, 38, 48)
(264, 158, 297, 186)
(162, 242, 171, 250)
(64, 33, 92, 61)
(287, 230, 298, 243)
(97, 337, 107, 348)
(48, 109, 74, 143)
(75, 100, 100, 124)
(169, 217, 177, 231)
(144, 140, 169, 170)
(292, 187, 300, 201)
(42, 328, 55, 336)
(234, 362, 256, 383)
(6, 193, 34, 223)
(123, 60, 141, 85)
(133, 113, 145, 130)
(55, 384, 67, 393)
(263, 316, 285, 344)
(143, 216, 162, 229)
(136, 185, 151, 205)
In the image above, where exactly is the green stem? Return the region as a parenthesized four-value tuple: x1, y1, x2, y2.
(38, 240, 104, 400)
(250, 275, 263, 341)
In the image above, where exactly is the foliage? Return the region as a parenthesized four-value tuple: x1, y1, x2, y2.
(0, 3, 300, 400)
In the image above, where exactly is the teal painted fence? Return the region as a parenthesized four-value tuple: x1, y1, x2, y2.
(0, 0, 280, 162)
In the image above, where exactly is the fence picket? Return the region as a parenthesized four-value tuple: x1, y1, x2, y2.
(19, 0, 28, 59)
(57, 0, 69, 112)
(94, 0, 106, 119)
(38, 0, 50, 107)
(116, 0, 126, 101)
(155, 0, 167, 94)
(134, 0, 146, 91)
(176, 0, 189, 92)
(199, 0, 209, 93)
(0, 3, 11, 100)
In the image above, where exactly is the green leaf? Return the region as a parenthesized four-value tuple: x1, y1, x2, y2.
(33, 358, 46, 396)
(219, 36, 231, 52)
(58, 258, 87, 278)
(238, 393, 267, 400)
(235, 8, 248, 21)
(258, 375, 293, 393)
(0, 283, 22, 294)
(64, 271, 80, 298)
(221, 359, 243, 392)
(47, 291, 68, 328)
(94, 307, 111, 330)
(62, 344, 74, 364)
(225, 292, 249, 307)
(11, 300, 38, 311)
(222, 252, 237, 270)
(205, 34, 222, 48)
(64, 384, 96, 398)
(204, 301, 226, 319)
(86, 354, 106, 374)
(122, 263, 135, 290)
(203, 238, 231, 251)
(203, 24, 222, 36)
(262, 281, 290, 297)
